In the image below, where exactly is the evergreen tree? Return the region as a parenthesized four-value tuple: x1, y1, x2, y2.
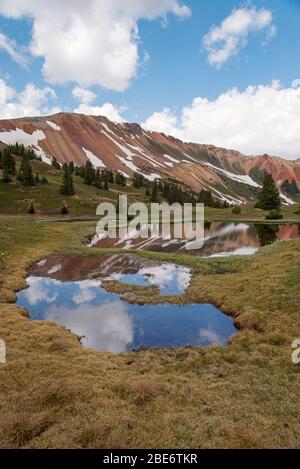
(132, 172, 146, 188)
(22, 156, 35, 186)
(282, 179, 300, 196)
(255, 172, 281, 210)
(60, 164, 75, 195)
(2, 168, 11, 183)
(2, 148, 16, 175)
(197, 189, 215, 207)
(94, 169, 102, 189)
(115, 171, 126, 186)
(52, 157, 61, 170)
(69, 161, 74, 174)
(84, 161, 94, 185)
(150, 182, 158, 202)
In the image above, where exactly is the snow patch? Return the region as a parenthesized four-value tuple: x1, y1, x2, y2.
(46, 121, 61, 131)
(82, 147, 106, 168)
(163, 154, 180, 164)
(117, 156, 160, 181)
(101, 130, 134, 160)
(280, 193, 295, 206)
(0, 127, 54, 164)
(0, 128, 46, 147)
(101, 122, 114, 135)
(202, 160, 260, 188)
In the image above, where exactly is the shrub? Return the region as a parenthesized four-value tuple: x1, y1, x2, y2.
(60, 205, 68, 215)
(232, 205, 241, 215)
(28, 203, 35, 214)
(266, 209, 283, 220)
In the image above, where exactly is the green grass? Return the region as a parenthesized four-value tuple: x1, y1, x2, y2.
(1, 156, 300, 224)
(0, 157, 146, 216)
(0, 216, 300, 448)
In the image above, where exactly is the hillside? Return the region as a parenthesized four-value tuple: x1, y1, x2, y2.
(0, 112, 299, 205)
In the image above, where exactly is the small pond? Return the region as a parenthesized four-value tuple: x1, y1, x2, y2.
(16, 254, 237, 353)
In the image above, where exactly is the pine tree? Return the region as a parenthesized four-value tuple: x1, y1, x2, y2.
(94, 169, 102, 189)
(22, 156, 35, 186)
(60, 164, 75, 195)
(255, 172, 281, 210)
(2, 168, 11, 183)
(2, 148, 16, 175)
(84, 161, 94, 185)
(150, 182, 158, 202)
(52, 157, 61, 170)
(69, 161, 74, 174)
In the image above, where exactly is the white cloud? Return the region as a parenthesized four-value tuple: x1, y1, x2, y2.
(0, 78, 60, 118)
(203, 6, 276, 68)
(0, 0, 191, 91)
(72, 85, 126, 121)
(0, 31, 27, 67)
(74, 102, 126, 122)
(143, 107, 177, 135)
(292, 79, 300, 89)
(72, 86, 96, 105)
(142, 81, 300, 160)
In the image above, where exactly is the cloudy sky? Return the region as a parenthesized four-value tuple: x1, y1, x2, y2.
(0, 0, 299, 159)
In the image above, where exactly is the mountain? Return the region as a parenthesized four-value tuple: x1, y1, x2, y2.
(0, 112, 299, 205)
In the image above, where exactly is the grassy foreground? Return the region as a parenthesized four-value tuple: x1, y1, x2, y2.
(0, 216, 300, 448)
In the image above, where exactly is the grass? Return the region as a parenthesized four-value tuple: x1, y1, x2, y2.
(0, 215, 300, 448)
(1, 157, 300, 225)
(0, 157, 146, 217)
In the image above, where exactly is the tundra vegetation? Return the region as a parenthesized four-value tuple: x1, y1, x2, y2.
(0, 216, 299, 448)
(0, 149, 300, 448)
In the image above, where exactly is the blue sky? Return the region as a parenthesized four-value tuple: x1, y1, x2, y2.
(0, 0, 300, 158)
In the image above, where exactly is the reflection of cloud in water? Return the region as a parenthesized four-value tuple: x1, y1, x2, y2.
(23, 276, 58, 305)
(199, 327, 222, 345)
(138, 264, 191, 294)
(72, 279, 101, 305)
(45, 302, 134, 353)
(105, 263, 191, 295)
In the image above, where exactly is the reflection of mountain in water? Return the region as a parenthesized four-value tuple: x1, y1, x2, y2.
(91, 222, 300, 257)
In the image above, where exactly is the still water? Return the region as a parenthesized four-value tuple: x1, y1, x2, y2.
(89, 222, 300, 257)
(16, 255, 237, 353)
